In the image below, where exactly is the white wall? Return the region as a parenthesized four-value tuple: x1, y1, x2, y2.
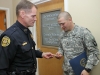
(13, 0, 22, 22)
(64, 0, 100, 75)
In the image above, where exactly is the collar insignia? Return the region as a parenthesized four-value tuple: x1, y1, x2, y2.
(30, 34, 33, 40)
(22, 42, 27, 46)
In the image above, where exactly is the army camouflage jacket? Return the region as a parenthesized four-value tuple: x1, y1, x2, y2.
(58, 25, 99, 71)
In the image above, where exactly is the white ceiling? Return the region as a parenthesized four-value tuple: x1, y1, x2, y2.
(29, 0, 51, 5)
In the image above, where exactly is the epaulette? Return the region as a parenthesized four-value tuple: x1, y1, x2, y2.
(3, 24, 17, 37)
(86, 28, 91, 32)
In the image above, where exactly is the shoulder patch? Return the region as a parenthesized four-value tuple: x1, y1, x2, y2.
(86, 28, 91, 32)
(1, 36, 11, 47)
(93, 40, 97, 46)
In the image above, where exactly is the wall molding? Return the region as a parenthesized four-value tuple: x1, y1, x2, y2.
(29, 0, 51, 5)
(0, 7, 10, 29)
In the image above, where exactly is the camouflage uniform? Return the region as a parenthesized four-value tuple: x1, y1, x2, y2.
(58, 25, 99, 75)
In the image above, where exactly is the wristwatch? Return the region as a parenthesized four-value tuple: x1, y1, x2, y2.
(84, 68, 91, 73)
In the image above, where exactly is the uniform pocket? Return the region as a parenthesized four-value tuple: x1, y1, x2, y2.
(21, 42, 31, 53)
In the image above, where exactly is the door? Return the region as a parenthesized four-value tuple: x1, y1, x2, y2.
(0, 10, 6, 31)
(36, 0, 64, 75)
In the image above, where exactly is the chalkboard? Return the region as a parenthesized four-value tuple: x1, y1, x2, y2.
(40, 9, 61, 47)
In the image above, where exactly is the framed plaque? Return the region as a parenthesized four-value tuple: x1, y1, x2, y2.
(40, 9, 61, 47)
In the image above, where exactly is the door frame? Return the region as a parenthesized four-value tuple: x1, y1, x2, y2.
(0, 7, 10, 29)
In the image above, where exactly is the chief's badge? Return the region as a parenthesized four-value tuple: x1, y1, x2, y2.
(80, 58, 87, 67)
(1, 36, 11, 47)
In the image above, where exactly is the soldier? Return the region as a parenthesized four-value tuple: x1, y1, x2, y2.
(55, 11, 99, 75)
(0, 0, 54, 75)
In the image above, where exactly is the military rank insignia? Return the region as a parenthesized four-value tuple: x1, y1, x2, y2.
(1, 36, 11, 47)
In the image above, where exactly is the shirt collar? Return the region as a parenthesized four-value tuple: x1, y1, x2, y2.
(64, 25, 78, 37)
(16, 20, 28, 34)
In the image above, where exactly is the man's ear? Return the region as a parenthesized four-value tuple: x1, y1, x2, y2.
(69, 18, 72, 21)
(19, 10, 25, 18)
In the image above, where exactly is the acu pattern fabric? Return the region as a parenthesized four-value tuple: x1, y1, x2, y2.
(58, 25, 99, 75)
(0, 21, 43, 75)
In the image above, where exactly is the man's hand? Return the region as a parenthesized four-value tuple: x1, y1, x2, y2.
(81, 69, 90, 75)
(42, 52, 54, 59)
(55, 52, 62, 59)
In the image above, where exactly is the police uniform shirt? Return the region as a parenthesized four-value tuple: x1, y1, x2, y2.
(58, 25, 99, 73)
(0, 21, 43, 75)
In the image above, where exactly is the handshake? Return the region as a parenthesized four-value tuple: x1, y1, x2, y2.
(42, 52, 63, 59)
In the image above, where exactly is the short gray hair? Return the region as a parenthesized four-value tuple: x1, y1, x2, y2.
(16, 0, 37, 16)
